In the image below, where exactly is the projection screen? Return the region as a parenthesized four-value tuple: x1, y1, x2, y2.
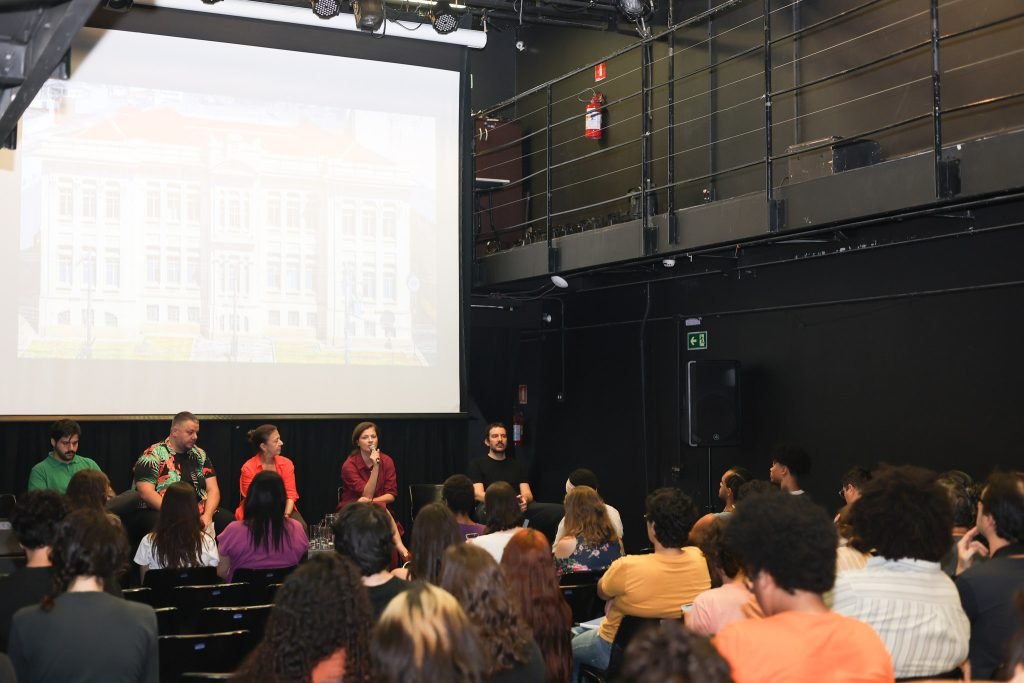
(0, 27, 462, 416)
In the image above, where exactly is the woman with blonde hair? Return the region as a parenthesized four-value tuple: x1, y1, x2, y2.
(553, 486, 622, 576)
(373, 581, 486, 683)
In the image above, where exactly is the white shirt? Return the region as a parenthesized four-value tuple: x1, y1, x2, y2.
(832, 556, 969, 678)
(469, 528, 519, 564)
(553, 503, 624, 548)
(134, 528, 220, 570)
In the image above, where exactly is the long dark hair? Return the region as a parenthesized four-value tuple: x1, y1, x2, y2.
(151, 482, 205, 569)
(409, 503, 462, 584)
(65, 470, 110, 512)
(439, 544, 534, 678)
(244, 471, 287, 551)
(235, 554, 373, 683)
(501, 529, 573, 683)
(43, 508, 128, 611)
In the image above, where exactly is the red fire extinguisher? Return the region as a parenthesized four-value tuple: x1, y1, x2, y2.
(512, 407, 524, 448)
(585, 92, 605, 140)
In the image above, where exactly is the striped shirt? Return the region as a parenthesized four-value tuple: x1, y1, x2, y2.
(833, 556, 969, 678)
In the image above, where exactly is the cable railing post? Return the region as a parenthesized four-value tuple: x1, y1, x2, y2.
(667, 3, 678, 245)
(546, 85, 559, 273)
(707, 2, 718, 204)
(763, 0, 783, 232)
(930, 0, 959, 199)
(642, 39, 657, 255)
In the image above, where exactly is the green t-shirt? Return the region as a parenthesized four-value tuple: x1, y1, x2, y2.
(27, 453, 102, 493)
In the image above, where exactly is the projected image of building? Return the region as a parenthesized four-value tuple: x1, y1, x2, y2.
(17, 81, 429, 366)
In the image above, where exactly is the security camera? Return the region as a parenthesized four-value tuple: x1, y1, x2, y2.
(662, 258, 676, 268)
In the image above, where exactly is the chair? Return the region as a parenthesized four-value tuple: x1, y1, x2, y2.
(179, 675, 234, 682)
(0, 493, 16, 518)
(158, 631, 254, 681)
(561, 581, 601, 626)
(559, 569, 607, 586)
(409, 484, 444, 519)
(171, 583, 253, 631)
(262, 582, 283, 604)
(123, 587, 156, 606)
(578, 615, 663, 683)
(154, 606, 180, 635)
(196, 604, 272, 640)
(143, 566, 220, 606)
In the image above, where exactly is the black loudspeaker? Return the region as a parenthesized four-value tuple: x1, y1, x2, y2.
(687, 360, 741, 447)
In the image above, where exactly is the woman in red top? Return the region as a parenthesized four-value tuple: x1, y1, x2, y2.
(236, 424, 305, 531)
(338, 422, 409, 559)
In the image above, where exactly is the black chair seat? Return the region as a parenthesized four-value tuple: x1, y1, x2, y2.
(578, 615, 663, 683)
(195, 604, 272, 640)
(159, 630, 254, 681)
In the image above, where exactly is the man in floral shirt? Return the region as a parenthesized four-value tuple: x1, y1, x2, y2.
(131, 411, 230, 539)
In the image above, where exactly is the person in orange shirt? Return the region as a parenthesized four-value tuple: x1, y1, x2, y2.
(712, 493, 894, 683)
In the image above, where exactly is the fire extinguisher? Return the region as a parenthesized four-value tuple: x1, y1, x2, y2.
(585, 92, 605, 140)
(512, 407, 524, 448)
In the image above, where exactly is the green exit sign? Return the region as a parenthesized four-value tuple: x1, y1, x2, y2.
(687, 331, 708, 351)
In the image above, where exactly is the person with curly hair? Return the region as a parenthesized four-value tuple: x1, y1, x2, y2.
(552, 486, 622, 576)
(235, 424, 305, 530)
(133, 482, 218, 583)
(334, 502, 410, 619)
(234, 553, 373, 683)
(687, 516, 759, 637)
(955, 471, 1024, 679)
(0, 490, 70, 652)
(392, 502, 462, 584)
(470, 481, 524, 563)
(712, 493, 893, 683)
(501, 529, 573, 683)
(217, 470, 308, 581)
(620, 621, 733, 683)
(8, 509, 158, 682)
(832, 466, 969, 679)
(440, 543, 545, 682)
(373, 581, 487, 683)
(571, 488, 711, 679)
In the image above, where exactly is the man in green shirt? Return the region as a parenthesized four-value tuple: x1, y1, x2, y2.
(27, 419, 101, 494)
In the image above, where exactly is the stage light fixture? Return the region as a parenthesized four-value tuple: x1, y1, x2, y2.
(352, 0, 385, 30)
(200, 0, 223, 6)
(550, 275, 569, 289)
(615, 0, 652, 37)
(104, 0, 134, 11)
(430, 0, 459, 34)
(310, 0, 341, 19)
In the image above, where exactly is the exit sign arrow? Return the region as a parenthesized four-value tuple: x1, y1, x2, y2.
(687, 331, 708, 351)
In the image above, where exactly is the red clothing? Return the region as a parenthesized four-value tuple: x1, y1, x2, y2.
(338, 451, 398, 509)
(235, 455, 300, 521)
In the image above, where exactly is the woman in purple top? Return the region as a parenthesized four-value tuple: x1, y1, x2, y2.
(217, 471, 308, 582)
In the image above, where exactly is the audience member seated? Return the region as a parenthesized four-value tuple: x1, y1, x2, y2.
(553, 469, 624, 544)
(133, 482, 219, 583)
(333, 502, 410, 619)
(955, 471, 1024, 680)
(392, 502, 462, 584)
(996, 590, 1024, 682)
(470, 481, 524, 563)
(440, 543, 546, 683)
(236, 424, 305, 530)
(373, 582, 487, 683)
(234, 553, 373, 683)
(0, 490, 70, 652)
(571, 487, 712, 679)
(8, 509, 158, 683)
(768, 444, 811, 495)
(27, 419, 102, 494)
(687, 516, 759, 636)
(839, 466, 873, 507)
(553, 485, 622, 576)
(619, 621, 733, 683)
(443, 474, 486, 538)
(834, 504, 871, 573)
(217, 471, 308, 582)
(736, 479, 780, 501)
(937, 470, 979, 577)
(66, 469, 123, 530)
(712, 493, 893, 683)
(501, 528, 573, 683)
(832, 466, 969, 679)
(690, 466, 751, 545)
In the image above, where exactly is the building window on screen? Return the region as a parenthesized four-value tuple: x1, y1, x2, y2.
(306, 312, 317, 328)
(81, 182, 97, 222)
(269, 310, 280, 326)
(364, 320, 376, 337)
(58, 254, 73, 286)
(58, 181, 74, 219)
(105, 313, 118, 328)
(105, 254, 119, 288)
(58, 310, 70, 325)
(362, 210, 377, 238)
(167, 185, 182, 223)
(382, 211, 396, 240)
(188, 307, 200, 323)
(105, 185, 120, 222)
(146, 187, 161, 221)
(146, 256, 160, 284)
(288, 311, 299, 327)
(168, 306, 180, 322)
(147, 305, 159, 322)
(341, 205, 355, 237)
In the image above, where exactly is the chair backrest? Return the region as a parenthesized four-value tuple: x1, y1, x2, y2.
(409, 484, 444, 519)
(559, 568, 607, 586)
(231, 566, 297, 587)
(196, 605, 272, 640)
(178, 674, 234, 682)
(560, 581, 601, 625)
(0, 494, 16, 519)
(171, 583, 253, 632)
(158, 630, 254, 679)
(262, 582, 283, 604)
(143, 566, 220, 596)
(123, 587, 156, 606)
(154, 606, 180, 635)
(606, 615, 663, 676)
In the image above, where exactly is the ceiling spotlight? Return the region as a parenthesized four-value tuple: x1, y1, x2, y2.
(310, 0, 341, 19)
(430, 0, 459, 34)
(352, 0, 385, 31)
(616, 0, 652, 37)
(550, 275, 569, 289)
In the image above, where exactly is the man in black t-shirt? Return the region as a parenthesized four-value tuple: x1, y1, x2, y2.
(467, 422, 563, 543)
